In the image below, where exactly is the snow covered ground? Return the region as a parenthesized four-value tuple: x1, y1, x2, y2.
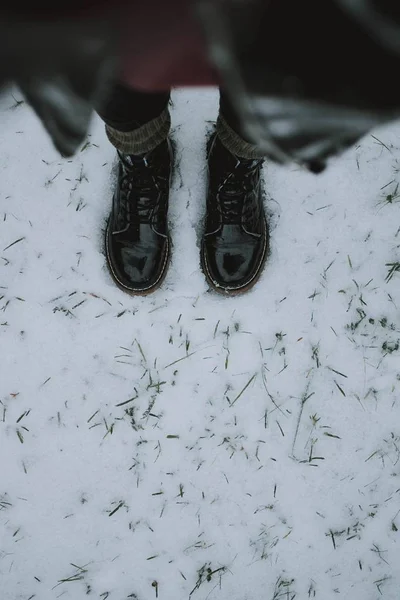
(1, 87, 400, 600)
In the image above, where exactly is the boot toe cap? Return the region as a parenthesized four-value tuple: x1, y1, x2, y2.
(106, 226, 169, 293)
(202, 230, 268, 293)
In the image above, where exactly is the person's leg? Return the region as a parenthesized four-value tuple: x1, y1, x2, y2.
(218, 90, 265, 158)
(99, 83, 173, 295)
(99, 82, 171, 154)
(201, 89, 269, 295)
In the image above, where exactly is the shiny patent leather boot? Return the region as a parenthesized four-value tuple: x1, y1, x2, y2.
(106, 139, 172, 294)
(201, 134, 269, 294)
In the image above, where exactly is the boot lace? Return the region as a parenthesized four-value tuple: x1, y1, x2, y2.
(117, 153, 166, 229)
(216, 158, 263, 225)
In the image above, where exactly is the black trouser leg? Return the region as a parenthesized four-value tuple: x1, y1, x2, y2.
(98, 82, 171, 132)
(219, 89, 254, 142)
(98, 82, 246, 137)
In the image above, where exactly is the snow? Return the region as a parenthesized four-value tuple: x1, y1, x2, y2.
(1, 87, 400, 600)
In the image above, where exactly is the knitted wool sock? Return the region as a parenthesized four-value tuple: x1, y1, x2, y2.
(105, 107, 171, 155)
(216, 113, 265, 159)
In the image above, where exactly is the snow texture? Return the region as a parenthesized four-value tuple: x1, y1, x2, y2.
(1, 88, 400, 600)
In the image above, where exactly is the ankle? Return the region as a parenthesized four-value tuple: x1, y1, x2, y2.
(106, 107, 171, 155)
(216, 114, 265, 160)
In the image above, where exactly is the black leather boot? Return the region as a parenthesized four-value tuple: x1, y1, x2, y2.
(201, 135, 269, 294)
(106, 139, 172, 294)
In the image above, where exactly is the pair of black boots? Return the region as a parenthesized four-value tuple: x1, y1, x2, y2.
(106, 134, 269, 295)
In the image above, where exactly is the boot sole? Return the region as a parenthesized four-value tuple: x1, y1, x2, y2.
(201, 218, 269, 296)
(105, 220, 171, 296)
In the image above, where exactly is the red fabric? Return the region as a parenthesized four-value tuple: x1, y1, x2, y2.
(115, 0, 218, 90)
